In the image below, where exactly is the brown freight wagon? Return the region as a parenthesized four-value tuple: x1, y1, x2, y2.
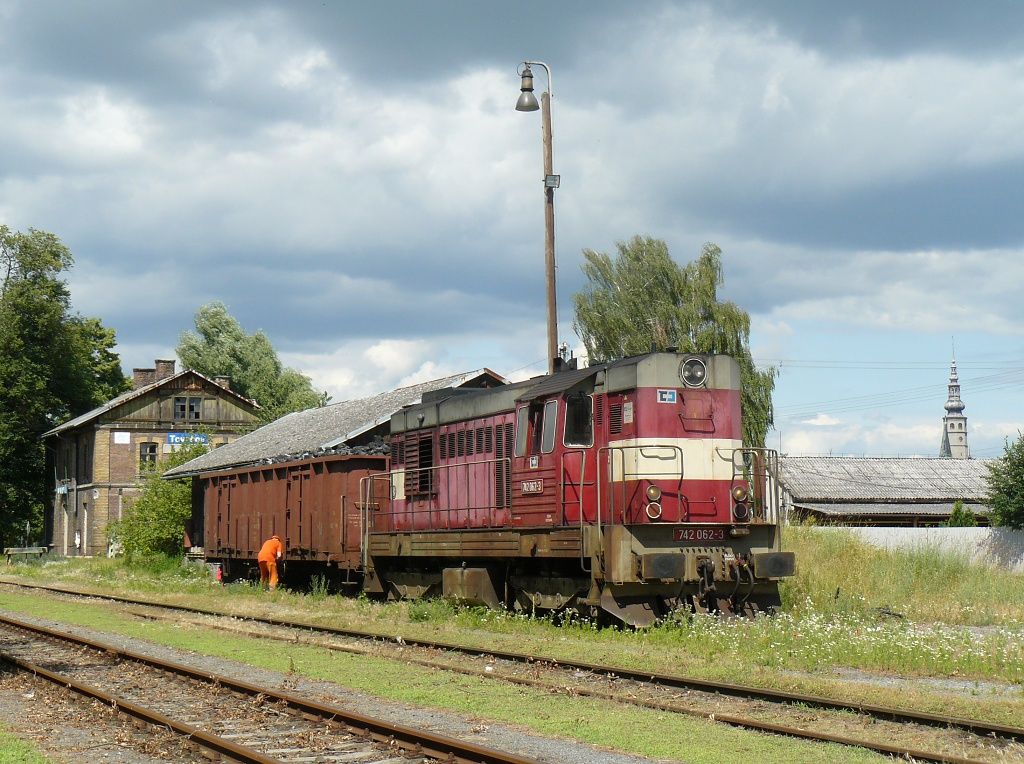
(198, 452, 387, 583)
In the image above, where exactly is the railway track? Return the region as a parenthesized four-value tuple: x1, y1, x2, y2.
(3, 579, 1022, 763)
(0, 610, 539, 764)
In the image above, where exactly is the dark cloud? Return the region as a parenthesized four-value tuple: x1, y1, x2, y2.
(725, 0, 1024, 58)
(685, 159, 1024, 251)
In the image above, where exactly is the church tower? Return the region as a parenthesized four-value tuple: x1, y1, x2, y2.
(939, 356, 969, 458)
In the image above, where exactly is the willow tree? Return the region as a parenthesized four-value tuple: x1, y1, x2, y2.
(573, 236, 776, 447)
(177, 302, 324, 424)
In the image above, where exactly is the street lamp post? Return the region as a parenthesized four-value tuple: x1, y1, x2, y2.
(516, 61, 559, 375)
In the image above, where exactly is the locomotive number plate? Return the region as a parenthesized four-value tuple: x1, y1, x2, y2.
(521, 479, 544, 494)
(674, 527, 725, 542)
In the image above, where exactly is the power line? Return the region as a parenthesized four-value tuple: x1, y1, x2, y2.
(775, 368, 1024, 420)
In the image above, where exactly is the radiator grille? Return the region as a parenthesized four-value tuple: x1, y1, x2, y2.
(609, 402, 623, 434)
(494, 422, 513, 508)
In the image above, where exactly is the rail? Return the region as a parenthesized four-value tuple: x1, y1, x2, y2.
(0, 611, 541, 764)
(2, 580, 1018, 764)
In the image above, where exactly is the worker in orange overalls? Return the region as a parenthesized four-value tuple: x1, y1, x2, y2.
(257, 535, 284, 590)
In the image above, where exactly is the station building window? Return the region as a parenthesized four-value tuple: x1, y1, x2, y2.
(174, 396, 203, 421)
(139, 442, 158, 470)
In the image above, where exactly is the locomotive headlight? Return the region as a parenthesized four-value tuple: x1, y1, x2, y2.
(646, 484, 662, 502)
(679, 358, 707, 387)
(733, 503, 751, 522)
(731, 484, 749, 503)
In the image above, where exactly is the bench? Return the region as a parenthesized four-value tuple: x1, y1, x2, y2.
(4, 547, 47, 564)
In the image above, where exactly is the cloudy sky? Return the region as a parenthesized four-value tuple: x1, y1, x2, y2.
(2, 0, 1022, 457)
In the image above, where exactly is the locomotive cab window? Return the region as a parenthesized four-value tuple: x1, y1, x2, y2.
(514, 406, 530, 457)
(515, 401, 557, 455)
(564, 393, 593, 447)
(541, 400, 558, 454)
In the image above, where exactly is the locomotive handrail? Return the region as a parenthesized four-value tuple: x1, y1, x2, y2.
(598, 444, 684, 526)
(713, 447, 783, 532)
(558, 449, 592, 570)
(366, 457, 513, 535)
(358, 472, 392, 569)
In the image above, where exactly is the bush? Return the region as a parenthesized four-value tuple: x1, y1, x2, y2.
(945, 499, 977, 527)
(107, 441, 208, 558)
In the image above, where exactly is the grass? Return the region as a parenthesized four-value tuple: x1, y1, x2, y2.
(0, 730, 48, 764)
(0, 589, 882, 764)
(780, 525, 1024, 625)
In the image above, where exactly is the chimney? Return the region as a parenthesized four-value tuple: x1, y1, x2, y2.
(214, 375, 231, 391)
(154, 359, 176, 381)
(132, 368, 156, 390)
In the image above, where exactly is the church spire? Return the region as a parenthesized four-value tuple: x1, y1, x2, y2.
(939, 353, 969, 458)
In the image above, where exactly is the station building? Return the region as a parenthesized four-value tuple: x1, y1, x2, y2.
(43, 360, 260, 556)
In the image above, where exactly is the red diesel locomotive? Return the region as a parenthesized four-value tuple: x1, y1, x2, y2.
(360, 351, 794, 626)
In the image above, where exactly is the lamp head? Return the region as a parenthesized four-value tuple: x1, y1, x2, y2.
(516, 64, 539, 112)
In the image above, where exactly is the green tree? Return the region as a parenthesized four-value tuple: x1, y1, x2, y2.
(944, 499, 978, 527)
(986, 432, 1024, 529)
(0, 226, 129, 547)
(177, 301, 322, 423)
(573, 236, 776, 447)
(108, 440, 209, 558)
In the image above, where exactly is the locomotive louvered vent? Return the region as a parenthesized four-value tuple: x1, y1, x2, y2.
(447, 433, 456, 460)
(485, 426, 493, 453)
(466, 428, 475, 456)
(457, 430, 466, 457)
(476, 427, 484, 454)
(594, 396, 604, 428)
(494, 422, 513, 508)
(503, 422, 514, 506)
(420, 435, 434, 493)
(439, 433, 447, 460)
(609, 402, 623, 434)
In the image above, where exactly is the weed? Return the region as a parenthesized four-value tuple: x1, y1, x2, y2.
(308, 575, 330, 601)
(407, 598, 457, 622)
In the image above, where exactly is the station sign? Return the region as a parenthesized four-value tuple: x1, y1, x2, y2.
(167, 432, 209, 445)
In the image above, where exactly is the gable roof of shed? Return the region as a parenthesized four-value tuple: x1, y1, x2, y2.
(41, 369, 259, 439)
(779, 456, 993, 503)
(163, 369, 505, 478)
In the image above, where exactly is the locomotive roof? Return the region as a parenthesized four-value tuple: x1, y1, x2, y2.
(164, 368, 505, 478)
(391, 352, 729, 433)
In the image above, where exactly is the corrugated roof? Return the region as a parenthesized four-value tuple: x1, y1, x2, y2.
(779, 456, 993, 502)
(794, 501, 989, 517)
(164, 369, 503, 478)
(42, 369, 258, 438)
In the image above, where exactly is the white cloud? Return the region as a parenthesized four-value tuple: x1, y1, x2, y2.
(801, 413, 842, 426)
(276, 50, 330, 89)
(781, 420, 940, 456)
